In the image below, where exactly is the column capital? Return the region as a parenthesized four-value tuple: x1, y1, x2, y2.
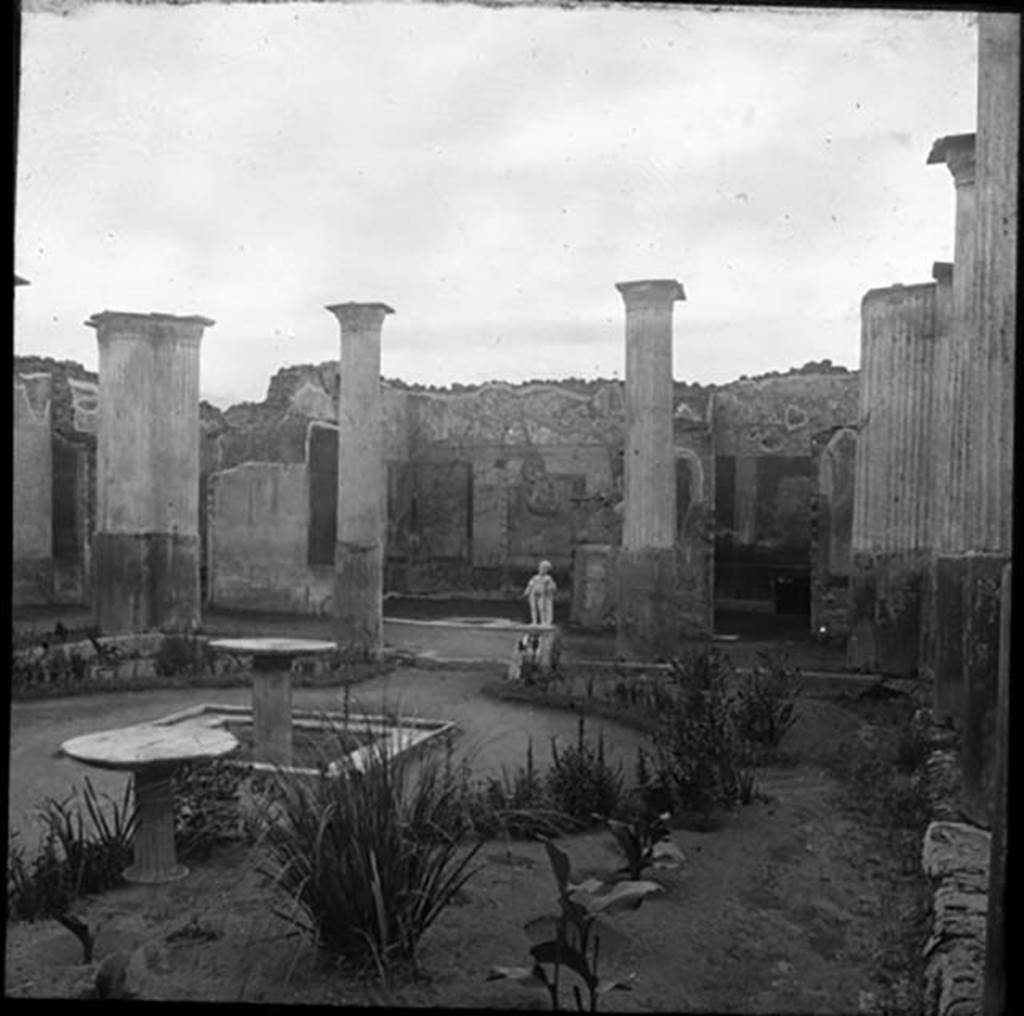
(325, 302, 395, 331)
(927, 133, 977, 187)
(615, 279, 686, 310)
(85, 311, 215, 345)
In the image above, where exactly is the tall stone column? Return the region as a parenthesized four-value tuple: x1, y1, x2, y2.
(848, 283, 937, 675)
(918, 262, 953, 685)
(325, 302, 393, 657)
(615, 278, 686, 659)
(88, 311, 213, 633)
(926, 134, 977, 723)
(960, 13, 1018, 829)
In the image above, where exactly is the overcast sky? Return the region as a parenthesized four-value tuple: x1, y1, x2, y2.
(15, 1, 978, 407)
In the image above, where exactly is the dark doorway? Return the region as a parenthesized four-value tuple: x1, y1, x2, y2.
(772, 573, 811, 615)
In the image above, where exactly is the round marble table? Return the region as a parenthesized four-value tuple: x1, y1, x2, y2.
(207, 637, 337, 765)
(60, 723, 239, 884)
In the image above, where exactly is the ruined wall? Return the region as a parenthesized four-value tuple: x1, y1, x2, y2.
(206, 462, 333, 615)
(402, 382, 626, 594)
(12, 373, 54, 605)
(810, 425, 858, 637)
(15, 351, 860, 627)
(712, 371, 860, 612)
(673, 395, 716, 636)
(12, 356, 98, 605)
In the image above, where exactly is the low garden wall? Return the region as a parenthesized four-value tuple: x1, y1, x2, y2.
(10, 632, 387, 700)
(912, 710, 992, 1016)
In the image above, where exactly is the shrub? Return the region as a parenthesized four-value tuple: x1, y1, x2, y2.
(547, 714, 624, 826)
(254, 722, 484, 972)
(468, 740, 576, 840)
(154, 634, 212, 678)
(650, 650, 745, 822)
(11, 647, 91, 696)
(734, 650, 803, 748)
(173, 759, 246, 859)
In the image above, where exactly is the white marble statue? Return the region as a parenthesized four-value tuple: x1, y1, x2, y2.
(524, 560, 556, 627)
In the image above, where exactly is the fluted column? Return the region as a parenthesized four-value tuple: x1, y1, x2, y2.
(961, 13, 1018, 830)
(88, 311, 213, 633)
(927, 134, 977, 554)
(925, 135, 977, 722)
(615, 278, 685, 659)
(848, 283, 937, 675)
(325, 301, 393, 657)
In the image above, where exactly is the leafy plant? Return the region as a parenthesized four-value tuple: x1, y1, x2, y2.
(254, 719, 484, 972)
(472, 740, 576, 840)
(6, 778, 137, 962)
(173, 759, 245, 859)
(650, 650, 745, 822)
(734, 650, 804, 748)
(487, 837, 657, 1011)
(601, 811, 686, 881)
(547, 715, 624, 826)
(154, 634, 211, 678)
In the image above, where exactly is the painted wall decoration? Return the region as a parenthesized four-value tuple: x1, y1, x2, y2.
(14, 352, 860, 622)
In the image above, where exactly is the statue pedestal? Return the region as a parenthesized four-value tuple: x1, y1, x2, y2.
(507, 624, 561, 682)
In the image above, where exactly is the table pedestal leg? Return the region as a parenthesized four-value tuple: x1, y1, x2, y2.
(253, 669, 293, 765)
(124, 765, 188, 884)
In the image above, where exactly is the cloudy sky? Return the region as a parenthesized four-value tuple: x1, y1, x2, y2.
(15, 1, 978, 407)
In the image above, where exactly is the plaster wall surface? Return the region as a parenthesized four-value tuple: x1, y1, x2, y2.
(207, 462, 332, 615)
(12, 373, 54, 605)
(714, 372, 859, 612)
(90, 311, 211, 632)
(95, 322, 202, 536)
(810, 425, 857, 636)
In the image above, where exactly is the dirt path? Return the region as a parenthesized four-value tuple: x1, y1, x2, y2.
(6, 661, 923, 1010)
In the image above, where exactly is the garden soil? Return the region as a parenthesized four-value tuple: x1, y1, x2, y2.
(6, 664, 922, 1011)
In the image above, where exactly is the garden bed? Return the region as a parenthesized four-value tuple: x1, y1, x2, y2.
(7, 664, 933, 1009)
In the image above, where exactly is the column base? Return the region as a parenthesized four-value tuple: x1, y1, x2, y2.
(847, 551, 925, 676)
(616, 547, 682, 660)
(931, 555, 968, 724)
(94, 532, 200, 634)
(960, 552, 1009, 828)
(335, 541, 382, 658)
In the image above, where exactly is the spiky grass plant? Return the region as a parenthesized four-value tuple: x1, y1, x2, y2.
(547, 714, 624, 826)
(253, 717, 484, 973)
(7, 777, 136, 961)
